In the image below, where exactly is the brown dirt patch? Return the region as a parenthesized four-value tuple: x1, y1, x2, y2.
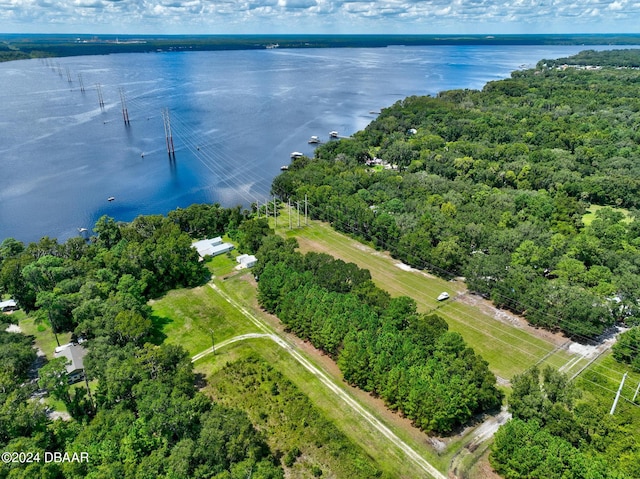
(456, 292, 569, 348)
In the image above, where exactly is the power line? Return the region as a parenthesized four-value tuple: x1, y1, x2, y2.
(64, 62, 638, 382)
(153, 103, 635, 386)
(302, 199, 633, 351)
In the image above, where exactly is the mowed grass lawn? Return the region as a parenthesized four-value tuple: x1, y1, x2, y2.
(197, 337, 444, 478)
(151, 284, 258, 357)
(280, 218, 567, 380)
(154, 265, 445, 476)
(17, 311, 72, 358)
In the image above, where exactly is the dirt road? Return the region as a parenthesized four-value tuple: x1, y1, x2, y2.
(195, 282, 447, 479)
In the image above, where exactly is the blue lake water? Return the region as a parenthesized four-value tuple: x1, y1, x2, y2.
(0, 44, 627, 243)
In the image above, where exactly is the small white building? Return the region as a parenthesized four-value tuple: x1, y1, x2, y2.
(0, 299, 18, 312)
(53, 343, 88, 385)
(192, 237, 235, 259)
(236, 254, 258, 269)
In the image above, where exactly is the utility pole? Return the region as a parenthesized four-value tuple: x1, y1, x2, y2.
(297, 200, 301, 227)
(78, 73, 85, 92)
(65, 67, 72, 84)
(304, 194, 308, 226)
(610, 372, 628, 415)
(273, 197, 277, 229)
(288, 199, 292, 229)
(633, 380, 640, 403)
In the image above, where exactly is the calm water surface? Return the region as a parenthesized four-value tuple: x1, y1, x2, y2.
(0, 45, 624, 242)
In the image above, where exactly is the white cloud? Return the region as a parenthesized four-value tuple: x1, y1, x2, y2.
(1, 0, 639, 33)
(278, 0, 317, 8)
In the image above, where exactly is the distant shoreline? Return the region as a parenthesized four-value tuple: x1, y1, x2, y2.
(2, 33, 640, 62)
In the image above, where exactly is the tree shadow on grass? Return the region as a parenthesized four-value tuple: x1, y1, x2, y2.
(147, 313, 171, 345)
(194, 372, 208, 390)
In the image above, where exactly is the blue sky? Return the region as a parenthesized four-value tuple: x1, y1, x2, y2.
(0, 0, 638, 34)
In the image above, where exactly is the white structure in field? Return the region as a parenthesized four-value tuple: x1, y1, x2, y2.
(236, 254, 257, 269)
(0, 299, 18, 312)
(192, 237, 235, 259)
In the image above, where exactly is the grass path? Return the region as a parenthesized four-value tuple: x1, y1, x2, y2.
(204, 281, 447, 479)
(190, 332, 271, 362)
(281, 219, 569, 380)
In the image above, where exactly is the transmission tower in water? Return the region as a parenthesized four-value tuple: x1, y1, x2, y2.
(161, 108, 176, 159)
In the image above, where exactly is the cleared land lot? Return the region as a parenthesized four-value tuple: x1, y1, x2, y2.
(152, 266, 449, 478)
(283, 219, 576, 381)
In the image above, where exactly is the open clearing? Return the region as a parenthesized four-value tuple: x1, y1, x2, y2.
(154, 264, 449, 478)
(282, 218, 575, 380)
(202, 281, 446, 479)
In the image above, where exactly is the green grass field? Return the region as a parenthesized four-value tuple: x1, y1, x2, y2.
(18, 312, 72, 357)
(10, 214, 638, 478)
(582, 204, 633, 226)
(206, 352, 391, 479)
(151, 283, 257, 356)
(276, 217, 566, 381)
(155, 268, 448, 477)
(577, 353, 640, 414)
(198, 337, 438, 478)
(269, 215, 640, 474)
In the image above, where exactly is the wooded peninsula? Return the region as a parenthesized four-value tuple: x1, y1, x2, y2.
(269, 48, 640, 477)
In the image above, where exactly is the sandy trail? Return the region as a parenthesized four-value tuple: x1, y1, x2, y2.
(192, 282, 447, 479)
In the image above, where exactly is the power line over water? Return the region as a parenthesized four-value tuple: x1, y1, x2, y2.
(0, 44, 627, 243)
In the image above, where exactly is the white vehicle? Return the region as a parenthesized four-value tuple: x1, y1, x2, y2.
(437, 292, 450, 301)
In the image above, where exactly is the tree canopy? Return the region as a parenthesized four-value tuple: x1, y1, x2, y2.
(491, 366, 639, 478)
(272, 53, 640, 339)
(0, 204, 284, 479)
(255, 235, 502, 434)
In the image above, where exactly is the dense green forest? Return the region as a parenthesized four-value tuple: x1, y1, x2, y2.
(0, 202, 504, 476)
(541, 48, 640, 68)
(3, 48, 640, 478)
(269, 49, 640, 478)
(272, 50, 640, 340)
(0, 204, 284, 478)
(253, 232, 502, 434)
(490, 366, 639, 478)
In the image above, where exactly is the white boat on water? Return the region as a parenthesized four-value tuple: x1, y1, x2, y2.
(290, 151, 303, 159)
(107, 196, 115, 202)
(329, 131, 339, 138)
(280, 165, 289, 171)
(308, 136, 320, 144)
